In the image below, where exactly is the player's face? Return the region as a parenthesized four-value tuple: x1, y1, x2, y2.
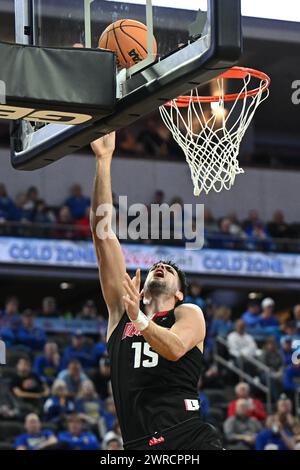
(144, 263, 180, 295)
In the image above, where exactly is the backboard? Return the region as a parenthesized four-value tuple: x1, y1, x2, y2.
(8, 0, 242, 170)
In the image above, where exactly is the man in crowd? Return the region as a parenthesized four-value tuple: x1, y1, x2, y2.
(15, 413, 57, 450)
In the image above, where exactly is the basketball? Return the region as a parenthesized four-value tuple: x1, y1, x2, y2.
(98, 19, 157, 69)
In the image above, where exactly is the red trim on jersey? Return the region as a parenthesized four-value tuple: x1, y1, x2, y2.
(152, 310, 170, 322)
(148, 436, 165, 447)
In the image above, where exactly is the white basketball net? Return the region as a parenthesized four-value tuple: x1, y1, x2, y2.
(159, 70, 270, 196)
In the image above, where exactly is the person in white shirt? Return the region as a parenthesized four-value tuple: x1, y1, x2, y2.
(227, 319, 258, 359)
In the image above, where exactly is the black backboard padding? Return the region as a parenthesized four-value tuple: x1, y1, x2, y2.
(0, 42, 116, 115)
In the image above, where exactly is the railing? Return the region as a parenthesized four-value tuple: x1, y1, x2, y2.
(1, 220, 300, 252)
(214, 336, 273, 413)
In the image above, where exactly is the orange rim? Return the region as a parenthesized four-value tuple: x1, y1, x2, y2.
(167, 66, 271, 107)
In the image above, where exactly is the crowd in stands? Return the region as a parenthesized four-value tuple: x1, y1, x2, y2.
(0, 183, 299, 252)
(1, 286, 300, 450)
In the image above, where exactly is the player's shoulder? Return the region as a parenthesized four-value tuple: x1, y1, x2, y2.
(174, 303, 204, 319)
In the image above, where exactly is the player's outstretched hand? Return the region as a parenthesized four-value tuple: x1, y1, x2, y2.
(123, 269, 142, 321)
(91, 131, 116, 160)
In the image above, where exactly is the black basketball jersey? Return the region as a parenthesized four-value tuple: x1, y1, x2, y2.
(107, 308, 204, 445)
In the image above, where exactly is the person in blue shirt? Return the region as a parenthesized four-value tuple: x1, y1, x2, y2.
(258, 298, 280, 328)
(0, 325, 16, 347)
(34, 342, 62, 385)
(43, 379, 75, 423)
(15, 413, 57, 450)
(255, 415, 293, 450)
(16, 309, 47, 351)
(283, 363, 300, 392)
(242, 300, 261, 329)
(101, 396, 118, 434)
(58, 360, 88, 397)
(92, 338, 107, 365)
(0, 296, 21, 328)
(8, 192, 33, 222)
(280, 336, 294, 366)
(184, 283, 206, 310)
(62, 331, 95, 369)
(210, 306, 233, 338)
(65, 183, 91, 220)
(58, 414, 99, 450)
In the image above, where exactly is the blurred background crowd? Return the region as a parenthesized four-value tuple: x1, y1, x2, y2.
(1, 288, 300, 450)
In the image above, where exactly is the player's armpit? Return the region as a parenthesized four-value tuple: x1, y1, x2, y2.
(171, 303, 206, 354)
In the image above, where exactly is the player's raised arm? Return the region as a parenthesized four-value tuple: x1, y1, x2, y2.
(90, 133, 126, 340)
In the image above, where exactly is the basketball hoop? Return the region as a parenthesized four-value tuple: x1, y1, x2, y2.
(159, 67, 271, 196)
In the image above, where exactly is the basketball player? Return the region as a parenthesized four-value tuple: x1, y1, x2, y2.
(90, 132, 222, 450)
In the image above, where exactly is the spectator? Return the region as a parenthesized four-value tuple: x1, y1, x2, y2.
(102, 434, 123, 450)
(242, 300, 261, 329)
(16, 309, 47, 351)
(43, 379, 75, 423)
(245, 220, 270, 250)
(11, 357, 49, 406)
(258, 298, 279, 328)
(210, 306, 233, 338)
(102, 396, 118, 434)
(227, 212, 245, 238)
(283, 363, 300, 395)
(223, 398, 262, 450)
(185, 283, 206, 310)
(260, 337, 284, 399)
(75, 206, 91, 239)
(15, 413, 57, 450)
(25, 186, 39, 212)
(243, 210, 262, 232)
(0, 324, 16, 347)
(9, 192, 32, 222)
(58, 414, 99, 450)
(227, 382, 266, 422)
(77, 300, 98, 320)
(227, 320, 258, 359)
(62, 331, 95, 369)
(65, 184, 90, 220)
(0, 296, 21, 327)
(280, 336, 294, 366)
(255, 414, 294, 451)
(58, 359, 88, 397)
(54, 206, 75, 239)
(213, 218, 238, 249)
(92, 336, 107, 365)
(41, 296, 58, 317)
(34, 342, 62, 385)
(0, 183, 15, 219)
(267, 210, 291, 239)
(275, 396, 297, 432)
(91, 355, 111, 400)
(75, 380, 103, 433)
(31, 199, 55, 225)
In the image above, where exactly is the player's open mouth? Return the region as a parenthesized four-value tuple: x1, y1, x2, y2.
(154, 269, 164, 278)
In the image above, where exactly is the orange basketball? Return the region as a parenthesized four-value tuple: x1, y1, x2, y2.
(98, 19, 157, 69)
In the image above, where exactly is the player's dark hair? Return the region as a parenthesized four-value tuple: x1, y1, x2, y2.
(151, 260, 188, 301)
